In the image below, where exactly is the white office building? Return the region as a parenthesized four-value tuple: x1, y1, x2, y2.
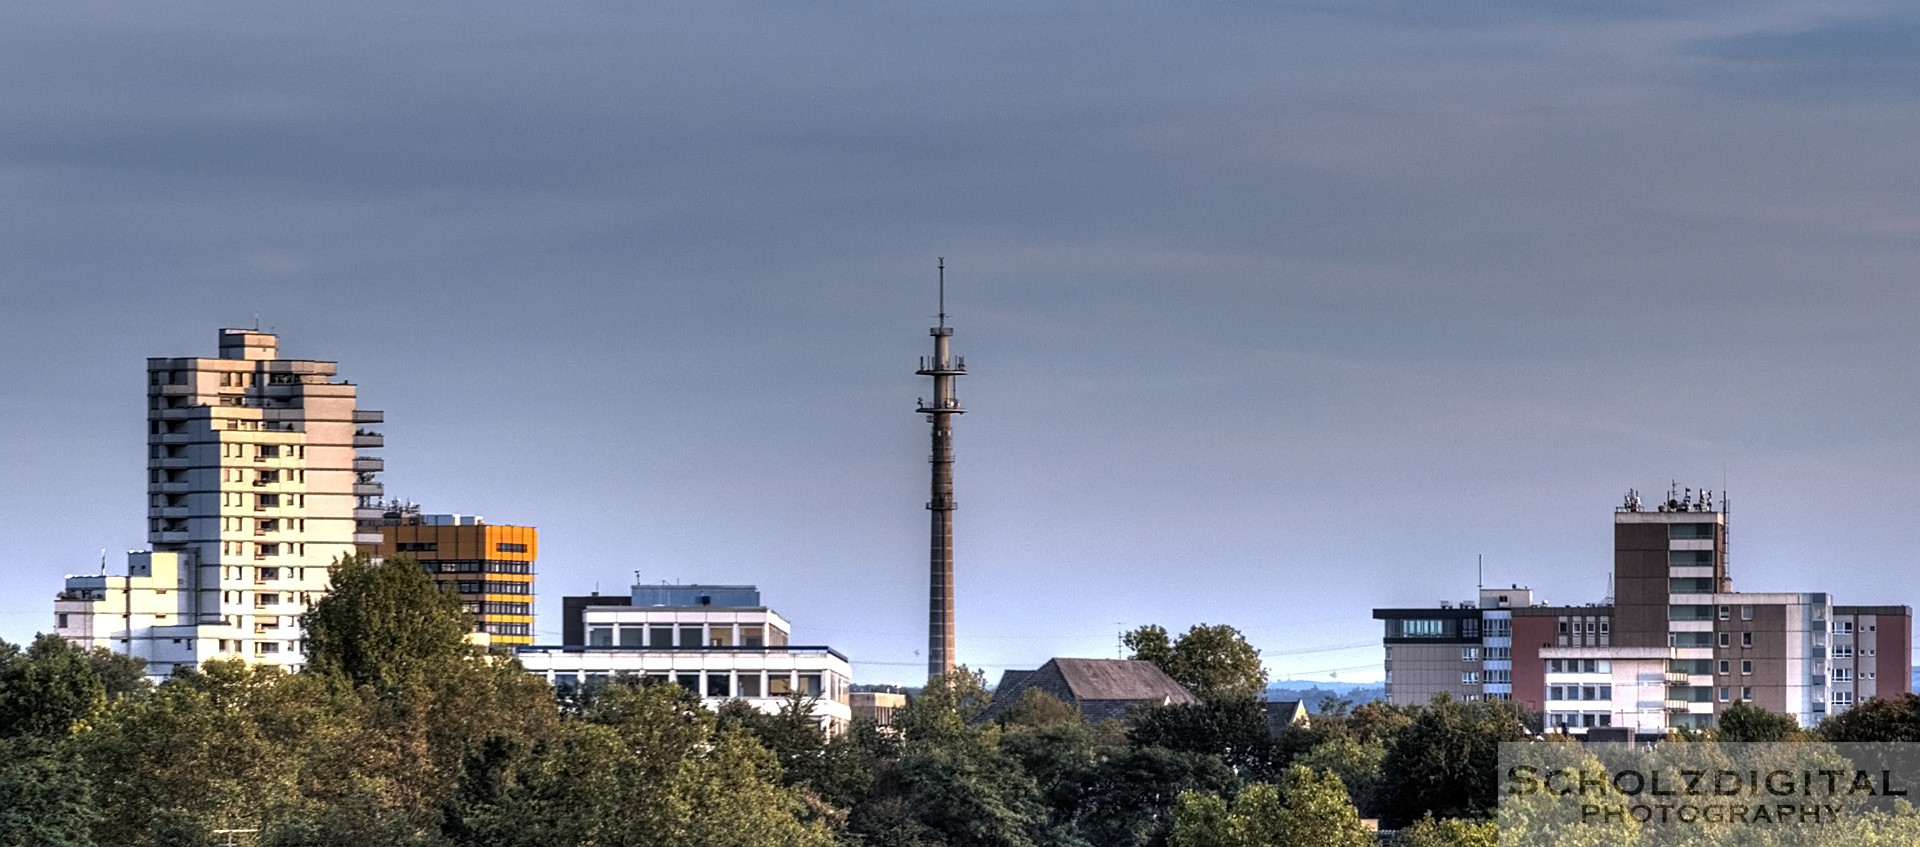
(519, 584, 854, 730)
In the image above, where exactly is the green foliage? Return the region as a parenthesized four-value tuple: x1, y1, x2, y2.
(1128, 699, 1278, 779)
(1292, 735, 1385, 816)
(1071, 746, 1239, 847)
(1818, 693, 1920, 742)
(1714, 700, 1804, 742)
(1168, 767, 1373, 847)
(894, 666, 993, 744)
(1400, 814, 1498, 847)
(999, 688, 1087, 730)
(1377, 694, 1530, 827)
(0, 737, 98, 847)
(1125, 624, 1267, 703)
(0, 634, 109, 740)
(301, 553, 474, 690)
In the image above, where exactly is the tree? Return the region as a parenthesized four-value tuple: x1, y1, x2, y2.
(1071, 746, 1239, 847)
(0, 737, 98, 847)
(0, 634, 108, 740)
(999, 688, 1086, 730)
(1168, 767, 1373, 847)
(1128, 699, 1278, 780)
(301, 553, 473, 691)
(1819, 693, 1920, 742)
(1376, 695, 1530, 827)
(1292, 736, 1385, 817)
(1125, 624, 1266, 703)
(1714, 700, 1802, 742)
(459, 684, 833, 847)
(1400, 814, 1499, 847)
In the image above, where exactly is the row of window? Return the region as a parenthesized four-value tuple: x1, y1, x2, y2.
(1548, 712, 1613, 728)
(1556, 620, 1610, 636)
(1545, 659, 1612, 674)
(1548, 685, 1613, 701)
(419, 560, 534, 575)
(1458, 647, 1514, 662)
(554, 671, 834, 701)
(588, 624, 774, 649)
(484, 622, 532, 636)
(449, 580, 533, 596)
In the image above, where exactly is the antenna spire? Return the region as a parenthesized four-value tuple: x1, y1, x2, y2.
(937, 257, 946, 329)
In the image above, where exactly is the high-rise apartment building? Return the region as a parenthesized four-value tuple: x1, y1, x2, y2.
(363, 506, 537, 647)
(1375, 487, 1912, 739)
(54, 329, 383, 676)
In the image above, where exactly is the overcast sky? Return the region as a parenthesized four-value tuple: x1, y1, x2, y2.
(4, 1, 1918, 685)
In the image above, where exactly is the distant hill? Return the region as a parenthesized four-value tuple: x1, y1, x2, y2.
(1266, 681, 1386, 713)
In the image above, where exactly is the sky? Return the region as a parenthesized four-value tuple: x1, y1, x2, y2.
(4, 1, 1918, 685)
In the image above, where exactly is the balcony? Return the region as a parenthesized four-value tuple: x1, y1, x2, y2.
(353, 430, 383, 448)
(353, 532, 384, 546)
(154, 384, 194, 396)
(353, 409, 384, 424)
(352, 483, 384, 497)
(352, 456, 384, 473)
(154, 456, 191, 469)
(149, 481, 190, 494)
(353, 506, 386, 521)
(152, 432, 192, 444)
(153, 530, 189, 544)
(148, 505, 189, 519)
(1665, 671, 1689, 685)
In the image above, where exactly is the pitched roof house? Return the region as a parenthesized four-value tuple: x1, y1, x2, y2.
(978, 658, 1199, 724)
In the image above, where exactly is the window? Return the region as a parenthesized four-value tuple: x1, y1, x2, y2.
(1718, 687, 1730, 702)
(1718, 660, 1730, 675)
(1741, 660, 1753, 675)
(738, 674, 762, 697)
(618, 627, 643, 647)
(1557, 620, 1569, 634)
(1719, 633, 1731, 648)
(676, 674, 700, 693)
(799, 674, 823, 697)
(255, 593, 279, 607)
(1486, 669, 1511, 683)
(1834, 691, 1855, 707)
(1834, 668, 1853, 682)
(1740, 605, 1753, 620)
(1718, 606, 1731, 621)
(742, 625, 765, 647)
(1585, 621, 1596, 635)
(650, 625, 674, 647)
(1742, 632, 1753, 648)
(1833, 645, 1853, 658)
(1670, 524, 1716, 539)
(1835, 621, 1855, 634)
(706, 675, 731, 698)
(1741, 687, 1753, 701)
(255, 642, 280, 655)
(1461, 647, 1480, 661)
(396, 542, 438, 552)
(679, 625, 702, 648)
(768, 675, 792, 696)
(1548, 660, 1562, 673)
(1486, 646, 1510, 660)
(1402, 619, 1446, 637)
(709, 627, 735, 647)
(589, 627, 613, 647)
(1549, 686, 1564, 700)
(1462, 672, 1480, 684)
(1599, 621, 1610, 636)
(496, 543, 528, 553)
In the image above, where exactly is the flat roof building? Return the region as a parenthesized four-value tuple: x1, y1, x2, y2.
(361, 506, 537, 647)
(521, 581, 853, 731)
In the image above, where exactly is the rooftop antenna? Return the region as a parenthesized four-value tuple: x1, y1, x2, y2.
(937, 257, 947, 330)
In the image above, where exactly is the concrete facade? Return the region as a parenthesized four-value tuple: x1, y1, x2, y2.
(520, 582, 853, 731)
(54, 329, 382, 676)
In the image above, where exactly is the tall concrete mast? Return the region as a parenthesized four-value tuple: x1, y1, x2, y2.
(916, 258, 964, 680)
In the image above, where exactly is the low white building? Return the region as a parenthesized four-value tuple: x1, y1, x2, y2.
(517, 584, 853, 731)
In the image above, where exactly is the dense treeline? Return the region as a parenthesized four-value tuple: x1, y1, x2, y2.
(9, 557, 1920, 846)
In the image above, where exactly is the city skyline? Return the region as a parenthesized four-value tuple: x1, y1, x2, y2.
(6, 2, 1920, 684)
